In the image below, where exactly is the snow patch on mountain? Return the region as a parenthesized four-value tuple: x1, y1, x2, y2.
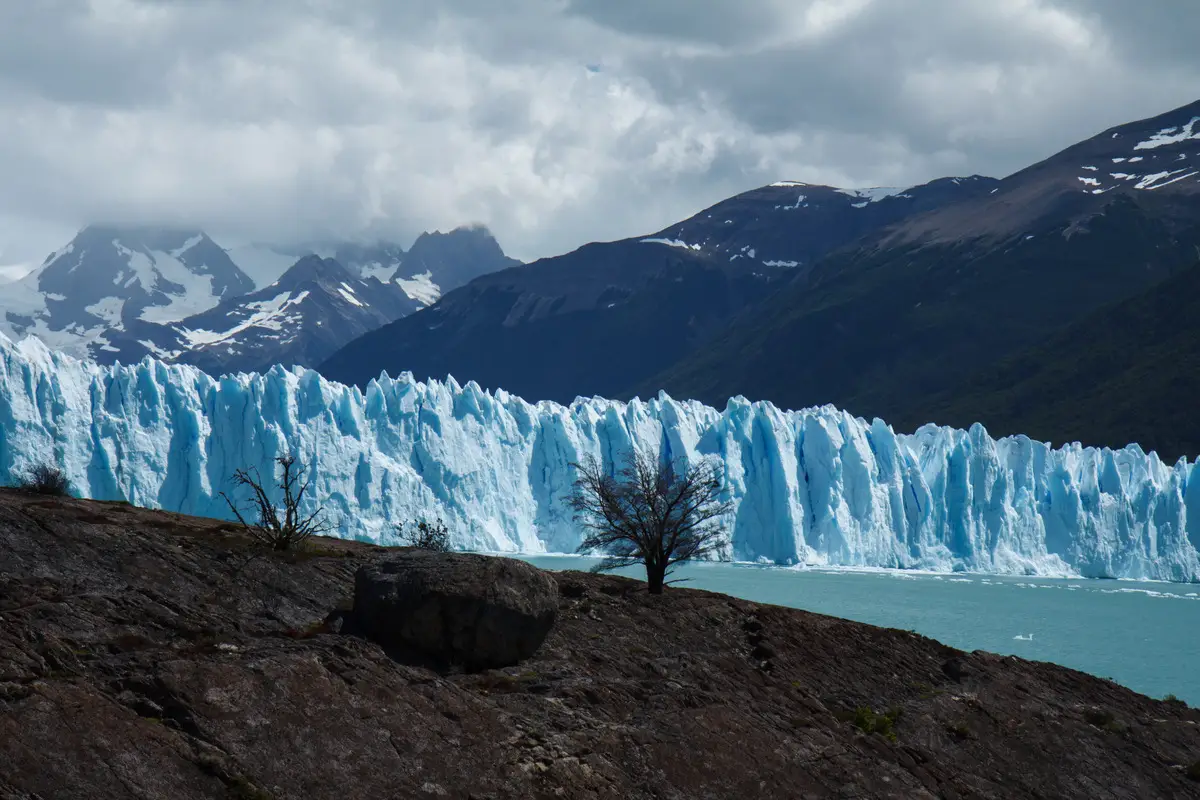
(1134, 117, 1200, 151)
(640, 237, 703, 251)
(1, 334, 1196, 580)
(395, 271, 441, 306)
(837, 186, 904, 202)
(177, 290, 309, 348)
(337, 284, 365, 308)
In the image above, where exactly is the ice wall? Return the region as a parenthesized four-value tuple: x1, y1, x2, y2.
(1, 334, 1198, 581)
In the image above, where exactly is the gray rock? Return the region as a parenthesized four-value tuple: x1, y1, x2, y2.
(353, 552, 558, 670)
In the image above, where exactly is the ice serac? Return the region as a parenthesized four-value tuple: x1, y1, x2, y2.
(1, 334, 1197, 581)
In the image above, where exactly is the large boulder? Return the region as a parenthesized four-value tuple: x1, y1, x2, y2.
(352, 551, 558, 670)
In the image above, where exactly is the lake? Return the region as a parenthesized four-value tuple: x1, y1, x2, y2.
(517, 556, 1200, 706)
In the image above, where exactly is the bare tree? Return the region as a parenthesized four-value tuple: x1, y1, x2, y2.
(220, 455, 331, 551)
(397, 518, 452, 551)
(567, 450, 732, 594)
(14, 463, 72, 497)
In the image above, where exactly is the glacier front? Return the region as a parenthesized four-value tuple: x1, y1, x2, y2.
(1, 334, 1198, 581)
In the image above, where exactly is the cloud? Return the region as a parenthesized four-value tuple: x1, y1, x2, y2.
(0, 0, 1197, 272)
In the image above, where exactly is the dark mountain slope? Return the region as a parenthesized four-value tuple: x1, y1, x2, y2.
(321, 240, 776, 401)
(920, 259, 1200, 461)
(646, 99, 1200, 423)
(650, 175, 999, 273)
(319, 177, 998, 400)
(396, 225, 522, 290)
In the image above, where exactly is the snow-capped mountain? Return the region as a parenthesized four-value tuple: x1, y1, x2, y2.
(224, 241, 408, 290)
(222, 226, 518, 304)
(0, 226, 253, 356)
(397, 225, 522, 293)
(104, 255, 423, 375)
(0, 223, 520, 373)
(3, 332, 1198, 581)
(318, 175, 997, 401)
(653, 98, 1200, 449)
(642, 176, 999, 273)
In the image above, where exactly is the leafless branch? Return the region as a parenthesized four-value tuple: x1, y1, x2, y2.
(220, 455, 331, 551)
(567, 449, 731, 594)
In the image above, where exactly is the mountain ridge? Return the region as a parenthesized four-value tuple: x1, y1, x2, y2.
(318, 174, 999, 399)
(0, 224, 520, 373)
(637, 97, 1200, 448)
(103, 254, 422, 374)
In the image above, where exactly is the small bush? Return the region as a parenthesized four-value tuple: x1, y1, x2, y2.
(15, 463, 71, 497)
(946, 722, 972, 741)
(397, 518, 452, 551)
(1186, 760, 1200, 781)
(1083, 707, 1125, 733)
(220, 456, 330, 552)
(840, 706, 902, 742)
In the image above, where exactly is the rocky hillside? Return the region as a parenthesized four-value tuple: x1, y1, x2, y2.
(2, 489, 1198, 799)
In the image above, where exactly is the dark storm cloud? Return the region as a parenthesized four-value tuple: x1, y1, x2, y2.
(0, 0, 1196, 274)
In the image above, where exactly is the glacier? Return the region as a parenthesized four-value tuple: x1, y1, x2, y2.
(1, 334, 1198, 582)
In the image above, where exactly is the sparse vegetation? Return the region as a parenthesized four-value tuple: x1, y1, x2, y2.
(1083, 707, 1124, 732)
(567, 450, 732, 594)
(220, 455, 330, 552)
(850, 706, 903, 742)
(397, 518, 452, 551)
(946, 722, 972, 741)
(14, 463, 72, 497)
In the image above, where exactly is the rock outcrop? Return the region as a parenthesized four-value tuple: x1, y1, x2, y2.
(352, 551, 558, 669)
(1, 489, 1199, 799)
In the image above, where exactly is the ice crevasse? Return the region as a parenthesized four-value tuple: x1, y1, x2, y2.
(1, 334, 1198, 581)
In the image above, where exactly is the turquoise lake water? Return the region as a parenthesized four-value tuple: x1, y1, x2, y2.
(517, 556, 1200, 706)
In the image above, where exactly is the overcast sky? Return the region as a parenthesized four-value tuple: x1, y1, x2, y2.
(1, 0, 1198, 277)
